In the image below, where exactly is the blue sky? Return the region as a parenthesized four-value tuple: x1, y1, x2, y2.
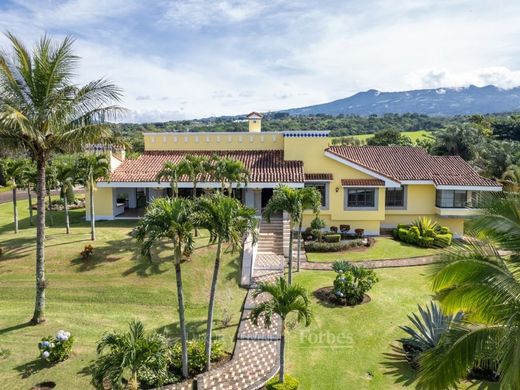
(1, 0, 519, 122)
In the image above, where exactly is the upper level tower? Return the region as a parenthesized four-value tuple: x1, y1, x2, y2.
(247, 112, 263, 132)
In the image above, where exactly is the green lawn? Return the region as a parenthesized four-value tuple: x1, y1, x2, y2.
(306, 237, 441, 262)
(350, 130, 432, 143)
(0, 186, 10, 193)
(0, 198, 246, 389)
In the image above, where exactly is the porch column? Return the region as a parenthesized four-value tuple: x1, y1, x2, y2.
(128, 188, 137, 208)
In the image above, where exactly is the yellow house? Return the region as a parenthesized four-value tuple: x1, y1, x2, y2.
(88, 113, 501, 237)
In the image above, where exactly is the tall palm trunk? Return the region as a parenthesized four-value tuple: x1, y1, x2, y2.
(174, 253, 189, 378)
(193, 181, 198, 237)
(205, 239, 222, 371)
(288, 228, 293, 285)
(296, 218, 303, 272)
(279, 321, 286, 383)
(47, 191, 54, 226)
(64, 189, 70, 234)
(89, 184, 95, 240)
(27, 186, 34, 226)
(12, 187, 18, 233)
(31, 156, 46, 324)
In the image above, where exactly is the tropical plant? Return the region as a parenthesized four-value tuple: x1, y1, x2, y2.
(499, 164, 520, 192)
(411, 216, 439, 236)
(333, 263, 378, 305)
(416, 193, 520, 389)
(156, 161, 183, 198)
(251, 277, 312, 384)
(19, 160, 37, 226)
(310, 216, 326, 242)
(91, 320, 168, 390)
(296, 187, 321, 271)
(209, 155, 249, 195)
(0, 158, 31, 233)
(194, 192, 257, 370)
(0, 34, 123, 324)
(76, 153, 109, 240)
(264, 185, 302, 284)
(54, 156, 76, 234)
(38, 330, 74, 364)
(135, 197, 194, 379)
(399, 302, 463, 368)
(45, 163, 58, 226)
(179, 154, 206, 198)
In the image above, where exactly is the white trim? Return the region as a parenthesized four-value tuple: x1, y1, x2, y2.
(97, 181, 304, 189)
(400, 180, 434, 185)
(304, 179, 333, 182)
(341, 184, 383, 188)
(324, 151, 401, 188)
(142, 131, 285, 136)
(435, 185, 502, 191)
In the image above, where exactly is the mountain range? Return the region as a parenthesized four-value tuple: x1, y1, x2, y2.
(280, 85, 520, 116)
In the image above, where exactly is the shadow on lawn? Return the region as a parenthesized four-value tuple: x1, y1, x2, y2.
(156, 318, 240, 344)
(380, 344, 417, 387)
(0, 236, 35, 261)
(15, 357, 47, 379)
(0, 321, 33, 336)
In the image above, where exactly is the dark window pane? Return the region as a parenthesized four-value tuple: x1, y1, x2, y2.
(347, 188, 375, 207)
(385, 187, 404, 207)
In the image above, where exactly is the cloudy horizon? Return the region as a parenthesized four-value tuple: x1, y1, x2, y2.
(1, 0, 519, 122)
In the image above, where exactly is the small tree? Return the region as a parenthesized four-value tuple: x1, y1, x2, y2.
(45, 164, 58, 227)
(332, 262, 378, 305)
(55, 156, 77, 234)
(251, 277, 312, 384)
(156, 161, 183, 198)
(19, 161, 37, 226)
(76, 154, 109, 240)
(135, 197, 194, 379)
(296, 187, 321, 271)
(91, 320, 168, 390)
(179, 154, 206, 198)
(264, 185, 302, 284)
(0, 158, 31, 233)
(209, 156, 249, 196)
(194, 193, 257, 370)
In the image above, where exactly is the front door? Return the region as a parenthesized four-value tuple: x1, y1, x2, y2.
(261, 188, 274, 208)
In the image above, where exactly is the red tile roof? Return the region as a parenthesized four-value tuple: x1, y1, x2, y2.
(102, 150, 304, 183)
(327, 146, 500, 187)
(341, 179, 385, 186)
(305, 173, 333, 181)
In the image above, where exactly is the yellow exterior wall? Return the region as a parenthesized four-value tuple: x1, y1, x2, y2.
(85, 187, 114, 219)
(143, 132, 284, 151)
(385, 185, 437, 216)
(248, 119, 261, 132)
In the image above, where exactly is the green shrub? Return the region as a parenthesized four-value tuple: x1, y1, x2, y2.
(324, 234, 341, 243)
(407, 226, 421, 244)
(266, 374, 299, 390)
(339, 224, 350, 232)
(412, 217, 439, 236)
(439, 226, 450, 234)
(434, 233, 452, 247)
(38, 330, 74, 363)
(354, 228, 364, 238)
(423, 228, 437, 238)
(330, 226, 338, 233)
(417, 236, 435, 248)
(305, 239, 365, 252)
(397, 227, 409, 241)
(331, 260, 351, 273)
(169, 339, 225, 376)
(333, 263, 379, 305)
(310, 217, 326, 230)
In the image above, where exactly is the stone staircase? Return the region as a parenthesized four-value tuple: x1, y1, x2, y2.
(257, 217, 284, 255)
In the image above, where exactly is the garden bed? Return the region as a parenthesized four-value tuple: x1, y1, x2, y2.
(313, 286, 371, 307)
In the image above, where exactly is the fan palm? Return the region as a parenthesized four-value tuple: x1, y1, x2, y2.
(194, 193, 257, 370)
(134, 197, 194, 379)
(417, 193, 520, 389)
(156, 161, 183, 198)
(251, 277, 312, 383)
(54, 156, 76, 234)
(296, 187, 321, 271)
(76, 153, 109, 240)
(0, 33, 123, 324)
(264, 185, 303, 284)
(91, 320, 168, 390)
(0, 158, 31, 233)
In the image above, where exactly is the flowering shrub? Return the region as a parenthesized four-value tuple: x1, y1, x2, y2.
(333, 263, 378, 305)
(38, 330, 74, 363)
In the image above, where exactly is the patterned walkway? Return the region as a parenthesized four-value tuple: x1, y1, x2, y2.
(301, 254, 440, 270)
(163, 253, 284, 390)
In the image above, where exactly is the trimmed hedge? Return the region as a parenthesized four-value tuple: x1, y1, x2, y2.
(266, 375, 299, 390)
(393, 221, 453, 248)
(324, 234, 341, 243)
(305, 238, 374, 252)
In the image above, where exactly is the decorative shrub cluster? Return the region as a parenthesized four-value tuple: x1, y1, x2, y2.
(393, 217, 453, 248)
(266, 374, 300, 390)
(332, 261, 378, 305)
(80, 244, 94, 259)
(38, 330, 74, 363)
(304, 237, 374, 252)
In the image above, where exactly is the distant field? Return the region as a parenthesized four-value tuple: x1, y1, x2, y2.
(351, 130, 432, 142)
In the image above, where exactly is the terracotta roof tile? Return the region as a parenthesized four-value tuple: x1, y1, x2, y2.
(341, 179, 385, 186)
(305, 173, 333, 181)
(327, 146, 500, 187)
(102, 150, 304, 183)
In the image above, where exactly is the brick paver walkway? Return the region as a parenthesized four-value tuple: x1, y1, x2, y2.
(301, 254, 440, 270)
(163, 253, 284, 390)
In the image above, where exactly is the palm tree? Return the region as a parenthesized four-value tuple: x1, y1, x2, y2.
(91, 320, 168, 390)
(179, 154, 207, 198)
(135, 197, 194, 379)
(417, 193, 520, 389)
(210, 156, 249, 196)
(76, 153, 110, 241)
(19, 161, 37, 226)
(500, 165, 520, 192)
(0, 34, 122, 324)
(54, 156, 76, 234)
(264, 185, 302, 284)
(194, 193, 257, 370)
(296, 187, 322, 272)
(156, 161, 183, 198)
(0, 158, 30, 233)
(45, 164, 58, 227)
(251, 277, 312, 384)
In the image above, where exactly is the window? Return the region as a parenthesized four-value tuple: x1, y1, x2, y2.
(346, 188, 376, 208)
(436, 190, 468, 208)
(385, 187, 405, 208)
(304, 183, 328, 209)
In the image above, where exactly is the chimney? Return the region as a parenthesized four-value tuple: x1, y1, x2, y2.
(246, 112, 263, 132)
